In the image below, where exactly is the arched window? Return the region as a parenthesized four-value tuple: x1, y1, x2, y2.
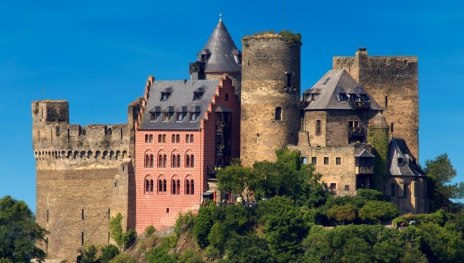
(185, 152, 195, 168)
(157, 176, 167, 193)
(144, 175, 154, 194)
(171, 177, 180, 195)
(171, 151, 181, 168)
(225, 93, 229, 101)
(185, 179, 190, 195)
(190, 180, 194, 195)
(144, 151, 154, 168)
(157, 151, 167, 168)
(275, 107, 282, 121)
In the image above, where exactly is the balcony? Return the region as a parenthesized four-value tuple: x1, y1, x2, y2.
(356, 166, 374, 175)
(350, 101, 371, 110)
(349, 126, 365, 137)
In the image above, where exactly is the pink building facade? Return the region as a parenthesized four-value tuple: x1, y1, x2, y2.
(135, 76, 240, 232)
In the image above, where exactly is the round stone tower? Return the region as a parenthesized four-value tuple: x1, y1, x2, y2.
(240, 32, 301, 166)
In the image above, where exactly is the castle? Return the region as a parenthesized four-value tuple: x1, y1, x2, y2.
(32, 19, 426, 261)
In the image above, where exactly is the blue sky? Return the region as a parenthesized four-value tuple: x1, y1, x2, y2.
(1, 0, 463, 212)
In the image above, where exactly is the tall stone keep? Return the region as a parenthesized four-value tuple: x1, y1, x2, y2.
(32, 100, 136, 262)
(333, 49, 419, 160)
(240, 33, 301, 166)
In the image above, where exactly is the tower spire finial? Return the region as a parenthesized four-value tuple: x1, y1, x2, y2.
(219, 11, 222, 22)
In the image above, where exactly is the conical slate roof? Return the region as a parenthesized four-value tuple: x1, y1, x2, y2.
(198, 19, 241, 73)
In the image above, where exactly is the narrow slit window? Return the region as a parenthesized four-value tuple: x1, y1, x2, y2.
(286, 72, 292, 87)
(275, 107, 282, 121)
(316, 120, 321, 135)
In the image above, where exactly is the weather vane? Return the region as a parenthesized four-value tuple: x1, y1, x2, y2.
(219, 11, 222, 21)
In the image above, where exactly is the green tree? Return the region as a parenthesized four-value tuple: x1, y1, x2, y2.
(193, 203, 215, 248)
(217, 165, 257, 201)
(418, 223, 464, 263)
(225, 235, 273, 263)
(425, 153, 463, 211)
(257, 197, 308, 262)
(0, 196, 46, 263)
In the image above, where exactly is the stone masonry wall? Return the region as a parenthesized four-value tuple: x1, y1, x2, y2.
(333, 50, 419, 159)
(32, 100, 136, 262)
(388, 176, 427, 214)
(290, 144, 361, 196)
(241, 34, 301, 166)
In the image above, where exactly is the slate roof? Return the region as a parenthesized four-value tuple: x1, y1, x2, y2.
(198, 20, 241, 73)
(303, 70, 382, 111)
(355, 148, 376, 158)
(388, 138, 424, 177)
(139, 80, 220, 130)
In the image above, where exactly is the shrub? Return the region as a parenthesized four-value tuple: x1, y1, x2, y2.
(327, 204, 357, 224)
(393, 210, 447, 227)
(108, 253, 137, 263)
(109, 213, 137, 249)
(80, 245, 98, 263)
(359, 200, 398, 224)
(99, 244, 119, 263)
(178, 249, 203, 263)
(357, 189, 389, 201)
(144, 225, 156, 237)
(175, 211, 196, 237)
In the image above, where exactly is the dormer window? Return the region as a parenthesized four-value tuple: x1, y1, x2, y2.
(200, 49, 211, 63)
(161, 92, 170, 101)
(193, 87, 205, 101)
(233, 49, 242, 64)
(177, 107, 187, 122)
(360, 94, 369, 102)
(150, 106, 161, 122)
(398, 157, 405, 166)
(160, 87, 172, 101)
(190, 106, 201, 122)
(163, 106, 174, 122)
(337, 93, 348, 102)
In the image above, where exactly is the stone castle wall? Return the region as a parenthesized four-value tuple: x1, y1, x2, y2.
(333, 49, 419, 159)
(240, 34, 301, 166)
(32, 99, 138, 262)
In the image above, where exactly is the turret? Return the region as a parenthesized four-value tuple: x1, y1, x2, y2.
(240, 32, 301, 166)
(189, 17, 242, 96)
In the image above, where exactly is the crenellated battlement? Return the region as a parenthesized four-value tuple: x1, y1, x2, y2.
(32, 100, 132, 170)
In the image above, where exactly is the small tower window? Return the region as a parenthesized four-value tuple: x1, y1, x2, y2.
(385, 96, 388, 107)
(225, 93, 229, 102)
(275, 107, 282, 121)
(390, 123, 394, 133)
(286, 72, 293, 87)
(316, 120, 321, 135)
